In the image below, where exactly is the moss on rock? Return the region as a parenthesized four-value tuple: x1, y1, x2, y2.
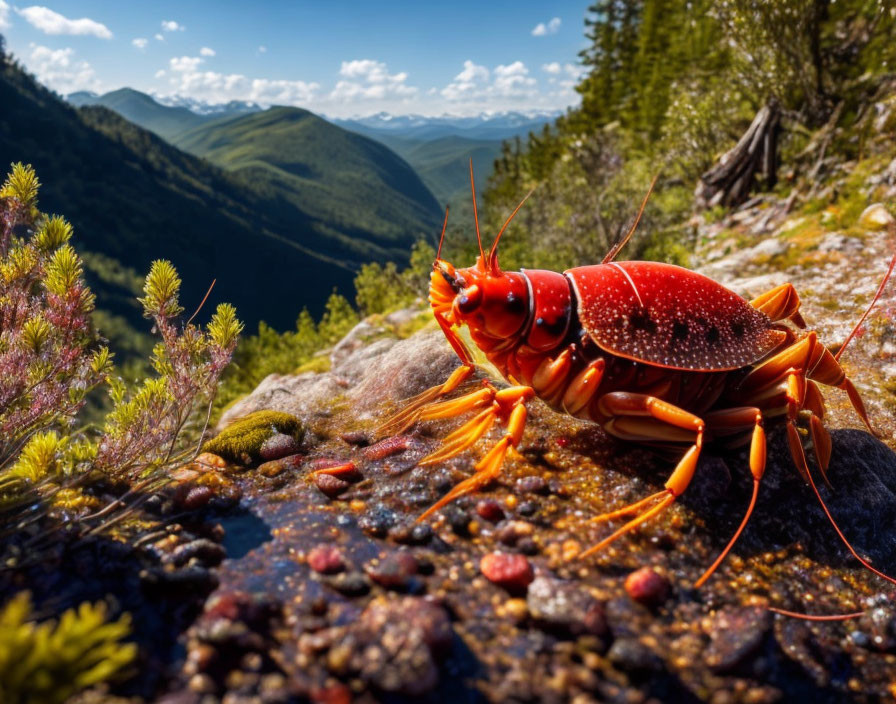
(202, 410, 304, 464)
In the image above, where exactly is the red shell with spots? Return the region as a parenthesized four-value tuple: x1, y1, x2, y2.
(565, 262, 782, 371)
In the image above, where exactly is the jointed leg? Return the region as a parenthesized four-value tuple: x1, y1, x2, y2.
(379, 311, 476, 436)
(695, 408, 766, 587)
(750, 283, 807, 328)
(418, 388, 532, 520)
(580, 393, 705, 559)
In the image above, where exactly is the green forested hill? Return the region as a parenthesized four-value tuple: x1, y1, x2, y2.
(376, 135, 503, 207)
(0, 58, 360, 342)
(67, 87, 209, 141)
(172, 107, 442, 261)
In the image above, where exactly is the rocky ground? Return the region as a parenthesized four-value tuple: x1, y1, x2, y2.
(8, 188, 893, 703)
(127, 196, 896, 703)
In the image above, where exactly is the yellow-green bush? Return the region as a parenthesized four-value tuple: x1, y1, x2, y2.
(0, 592, 136, 704)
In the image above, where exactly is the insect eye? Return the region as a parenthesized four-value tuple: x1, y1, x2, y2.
(457, 285, 481, 313)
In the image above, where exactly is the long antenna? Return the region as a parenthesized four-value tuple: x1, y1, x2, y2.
(436, 205, 450, 260)
(835, 246, 896, 361)
(488, 187, 536, 273)
(469, 158, 484, 261)
(602, 174, 659, 264)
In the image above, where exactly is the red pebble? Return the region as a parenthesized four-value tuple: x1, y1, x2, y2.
(308, 545, 345, 574)
(556, 437, 569, 448)
(362, 435, 412, 460)
(480, 552, 534, 593)
(624, 567, 671, 607)
(182, 485, 213, 510)
(309, 457, 354, 472)
(313, 472, 350, 498)
(475, 499, 505, 522)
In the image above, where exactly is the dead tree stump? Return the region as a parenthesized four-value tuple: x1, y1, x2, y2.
(696, 101, 780, 209)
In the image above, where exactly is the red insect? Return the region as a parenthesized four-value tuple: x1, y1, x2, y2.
(383, 166, 896, 603)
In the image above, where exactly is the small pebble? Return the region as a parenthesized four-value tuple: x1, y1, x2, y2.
(705, 606, 771, 673)
(607, 637, 663, 676)
(362, 435, 413, 460)
(624, 567, 670, 607)
(516, 476, 548, 495)
(328, 571, 371, 597)
(314, 473, 350, 498)
(496, 520, 535, 547)
(442, 505, 471, 535)
(259, 432, 302, 460)
(308, 545, 346, 574)
(388, 522, 433, 545)
(517, 500, 537, 516)
(257, 453, 304, 477)
(366, 552, 419, 589)
(517, 537, 539, 555)
(526, 576, 608, 637)
(476, 499, 505, 522)
(480, 552, 535, 593)
(181, 486, 213, 511)
(359, 507, 399, 537)
(169, 538, 226, 567)
(194, 452, 228, 469)
(340, 430, 371, 446)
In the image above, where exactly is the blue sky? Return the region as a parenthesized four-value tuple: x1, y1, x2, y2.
(0, 1, 591, 117)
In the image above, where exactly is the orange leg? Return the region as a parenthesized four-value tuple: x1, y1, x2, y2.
(695, 408, 766, 587)
(750, 283, 806, 328)
(418, 388, 533, 520)
(580, 393, 705, 558)
(378, 364, 475, 436)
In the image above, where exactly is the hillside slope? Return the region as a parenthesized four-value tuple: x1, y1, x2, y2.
(0, 60, 357, 336)
(172, 107, 442, 261)
(68, 88, 208, 141)
(375, 134, 503, 206)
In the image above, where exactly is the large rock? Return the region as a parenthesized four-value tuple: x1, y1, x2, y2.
(219, 325, 457, 429)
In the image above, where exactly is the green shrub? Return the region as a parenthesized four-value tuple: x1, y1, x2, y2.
(0, 591, 136, 704)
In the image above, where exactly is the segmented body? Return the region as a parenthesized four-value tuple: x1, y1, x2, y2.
(437, 261, 841, 454)
(385, 175, 896, 594)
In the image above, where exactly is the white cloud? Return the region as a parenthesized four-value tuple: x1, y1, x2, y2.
(154, 33, 164, 41)
(161, 20, 184, 32)
(330, 59, 416, 102)
(199, 47, 215, 57)
(17, 6, 112, 39)
(493, 61, 537, 95)
(441, 59, 535, 103)
(542, 62, 584, 78)
(170, 55, 204, 73)
(132, 37, 148, 50)
(532, 17, 561, 36)
(162, 55, 318, 105)
(0, 1, 10, 31)
(154, 69, 166, 78)
(257, 45, 267, 54)
(26, 42, 100, 92)
(542, 62, 586, 95)
(440, 60, 489, 100)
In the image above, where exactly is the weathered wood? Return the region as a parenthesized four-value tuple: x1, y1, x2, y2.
(696, 101, 781, 209)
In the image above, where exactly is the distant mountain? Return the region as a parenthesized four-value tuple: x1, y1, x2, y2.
(153, 94, 263, 118)
(64, 89, 443, 261)
(2, 60, 430, 353)
(64, 88, 555, 212)
(67, 88, 262, 142)
(68, 87, 208, 141)
(171, 107, 442, 261)
(333, 110, 560, 141)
